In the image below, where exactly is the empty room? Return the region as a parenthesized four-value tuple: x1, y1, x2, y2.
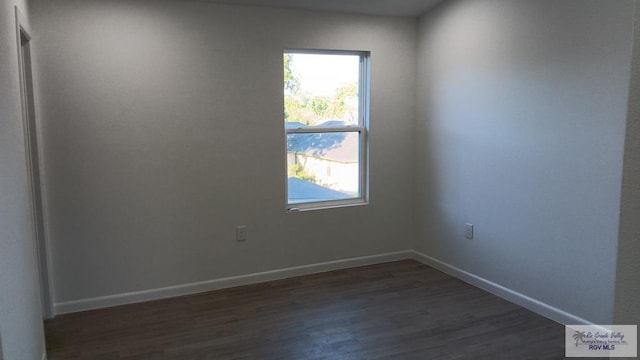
(0, 0, 638, 359)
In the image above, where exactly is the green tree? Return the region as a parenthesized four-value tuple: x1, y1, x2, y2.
(328, 82, 358, 121)
(283, 54, 299, 95)
(284, 54, 358, 126)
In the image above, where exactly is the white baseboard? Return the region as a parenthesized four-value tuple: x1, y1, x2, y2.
(54, 249, 597, 327)
(411, 250, 594, 326)
(54, 250, 413, 315)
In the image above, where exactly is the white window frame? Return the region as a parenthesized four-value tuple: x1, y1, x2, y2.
(284, 49, 370, 212)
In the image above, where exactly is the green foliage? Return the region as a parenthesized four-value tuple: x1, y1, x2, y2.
(288, 163, 317, 183)
(283, 54, 299, 95)
(283, 54, 358, 126)
(333, 82, 358, 117)
(310, 97, 328, 116)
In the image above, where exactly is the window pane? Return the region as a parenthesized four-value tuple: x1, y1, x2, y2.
(284, 53, 360, 128)
(287, 132, 360, 204)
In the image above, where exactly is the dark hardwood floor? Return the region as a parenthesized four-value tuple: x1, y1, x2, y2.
(45, 260, 566, 359)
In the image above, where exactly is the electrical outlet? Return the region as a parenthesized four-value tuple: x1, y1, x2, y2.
(465, 223, 474, 239)
(236, 225, 247, 241)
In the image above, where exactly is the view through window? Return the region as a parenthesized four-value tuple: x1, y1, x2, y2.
(284, 50, 369, 209)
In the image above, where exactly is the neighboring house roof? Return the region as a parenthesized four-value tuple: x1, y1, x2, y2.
(288, 177, 351, 203)
(285, 121, 307, 129)
(286, 120, 358, 163)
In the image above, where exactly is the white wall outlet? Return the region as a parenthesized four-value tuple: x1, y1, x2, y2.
(465, 223, 474, 239)
(236, 225, 247, 241)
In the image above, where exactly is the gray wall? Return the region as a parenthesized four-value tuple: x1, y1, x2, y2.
(615, 2, 640, 327)
(27, 0, 638, 329)
(0, 0, 46, 358)
(415, 0, 634, 324)
(32, 0, 417, 303)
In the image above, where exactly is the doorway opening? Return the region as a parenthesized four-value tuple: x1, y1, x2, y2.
(15, 6, 54, 319)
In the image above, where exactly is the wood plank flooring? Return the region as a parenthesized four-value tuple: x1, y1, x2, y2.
(45, 260, 566, 359)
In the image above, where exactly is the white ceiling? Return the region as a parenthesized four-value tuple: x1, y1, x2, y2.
(202, 0, 445, 17)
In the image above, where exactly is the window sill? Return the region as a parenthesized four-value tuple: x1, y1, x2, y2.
(286, 200, 368, 213)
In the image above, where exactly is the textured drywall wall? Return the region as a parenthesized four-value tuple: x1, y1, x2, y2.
(0, 0, 46, 358)
(415, 0, 634, 324)
(615, 1, 640, 327)
(32, 0, 417, 303)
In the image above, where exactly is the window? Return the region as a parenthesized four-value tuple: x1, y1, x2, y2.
(284, 50, 369, 211)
